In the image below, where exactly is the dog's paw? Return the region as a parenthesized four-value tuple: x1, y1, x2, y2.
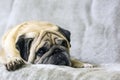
(5, 57, 25, 71)
(82, 63, 94, 68)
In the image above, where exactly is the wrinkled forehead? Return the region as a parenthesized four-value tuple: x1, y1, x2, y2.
(24, 31, 65, 41)
(23, 31, 70, 51)
(35, 32, 66, 50)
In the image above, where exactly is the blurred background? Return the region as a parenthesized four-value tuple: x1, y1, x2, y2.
(0, 0, 120, 64)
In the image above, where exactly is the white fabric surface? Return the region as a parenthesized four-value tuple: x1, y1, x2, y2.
(0, 0, 120, 80)
(0, 0, 13, 39)
(0, 64, 120, 80)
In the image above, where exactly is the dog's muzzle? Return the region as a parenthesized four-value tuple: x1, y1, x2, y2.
(34, 46, 71, 66)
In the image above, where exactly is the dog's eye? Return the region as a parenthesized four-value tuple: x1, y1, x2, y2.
(62, 40, 68, 47)
(37, 47, 47, 56)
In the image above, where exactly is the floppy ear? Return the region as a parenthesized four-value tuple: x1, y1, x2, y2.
(16, 35, 33, 61)
(58, 27, 71, 42)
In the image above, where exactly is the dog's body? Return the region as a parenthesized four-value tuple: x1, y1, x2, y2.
(0, 21, 93, 71)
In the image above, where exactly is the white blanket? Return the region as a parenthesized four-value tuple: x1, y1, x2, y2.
(0, 64, 120, 80)
(0, 0, 120, 80)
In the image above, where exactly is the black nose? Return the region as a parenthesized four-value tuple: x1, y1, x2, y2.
(54, 48, 62, 53)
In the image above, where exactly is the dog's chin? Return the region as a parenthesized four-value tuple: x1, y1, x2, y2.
(34, 45, 71, 66)
(42, 53, 71, 66)
(35, 52, 71, 66)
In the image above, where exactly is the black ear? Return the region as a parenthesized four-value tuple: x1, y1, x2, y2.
(16, 35, 33, 61)
(58, 27, 71, 42)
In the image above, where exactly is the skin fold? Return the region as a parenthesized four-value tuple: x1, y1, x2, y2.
(0, 21, 93, 71)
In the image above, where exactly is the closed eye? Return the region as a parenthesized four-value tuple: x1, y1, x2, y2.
(61, 40, 68, 47)
(36, 47, 48, 57)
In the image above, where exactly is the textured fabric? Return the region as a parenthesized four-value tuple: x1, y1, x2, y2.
(0, 64, 120, 80)
(0, 0, 13, 41)
(0, 0, 120, 80)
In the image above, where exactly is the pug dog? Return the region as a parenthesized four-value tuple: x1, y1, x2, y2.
(0, 21, 93, 71)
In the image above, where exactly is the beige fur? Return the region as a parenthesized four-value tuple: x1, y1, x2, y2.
(0, 21, 93, 71)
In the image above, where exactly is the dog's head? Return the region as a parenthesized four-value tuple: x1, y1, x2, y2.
(16, 26, 71, 66)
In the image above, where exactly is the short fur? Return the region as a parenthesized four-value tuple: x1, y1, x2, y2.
(0, 21, 93, 71)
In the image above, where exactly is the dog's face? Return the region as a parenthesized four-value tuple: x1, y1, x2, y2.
(2, 22, 94, 71)
(16, 26, 71, 66)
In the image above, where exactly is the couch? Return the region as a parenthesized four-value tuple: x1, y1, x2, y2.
(0, 0, 120, 80)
